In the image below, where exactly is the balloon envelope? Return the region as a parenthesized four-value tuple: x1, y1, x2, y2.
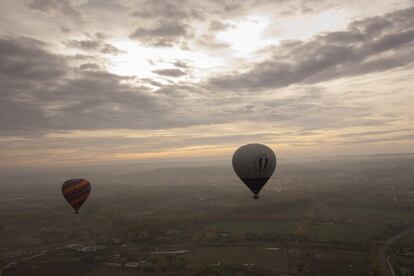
(62, 178, 91, 214)
(232, 143, 276, 198)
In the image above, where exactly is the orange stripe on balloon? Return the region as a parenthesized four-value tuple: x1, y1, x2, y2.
(69, 191, 90, 207)
(63, 180, 88, 194)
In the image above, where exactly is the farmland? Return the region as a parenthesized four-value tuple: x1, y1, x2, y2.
(1, 155, 414, 275)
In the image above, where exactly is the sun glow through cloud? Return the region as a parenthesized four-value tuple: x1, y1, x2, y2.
(105, 12, 352, 83)
(1, 0, 414, 168)
(106, 40, 225, 79)
(216, 16, 275, 55)
(265, 9, 352, 41)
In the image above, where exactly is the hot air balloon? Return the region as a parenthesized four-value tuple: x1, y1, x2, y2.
(232, 143, 276, 199)
(61, 178, 91, 214)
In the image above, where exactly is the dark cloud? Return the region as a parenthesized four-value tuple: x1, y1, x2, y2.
(1, 31, 403, 139)
(60, 26, 71, 33)
(64, 33, 124, 55)
(2, 2, 414, 154)
(209, 20, 232, 31)
(26, 0, 83, 18)
(183, 133, 277, 145)
(208, 6, 414, 91)
(172, 60, 190, 69)
(100, 43, 123, 55)
(203, 85, 395, 131)
(132, 0, 188, 20)
(152, 68, 187, 77)
(339, 129, 414, 138)
(142, 78, 164, 87)
(0, 36, 66, 80)
(131, 22, 189, 38)
(336, 133, 414, 145)
(0, 35, 198, 135)
(129, 21, 192, 47)
(65, 38, 100, 51)
(128, 0, 247, 48)
(131, 0, 202, 20)
(128, 0, 250, 26)
(196, 34, 230, 50)
(79, 63, 101, 71)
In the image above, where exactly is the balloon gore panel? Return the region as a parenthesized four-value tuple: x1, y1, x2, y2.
(232, 143, 276, 197)
(62, 178, 91, 213)
(241, 177, 270, 194)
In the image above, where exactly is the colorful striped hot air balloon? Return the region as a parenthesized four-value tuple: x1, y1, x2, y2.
(62, 178, 91, 214)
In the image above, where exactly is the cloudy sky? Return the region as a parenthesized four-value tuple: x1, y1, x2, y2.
(1, 0, 414, 168)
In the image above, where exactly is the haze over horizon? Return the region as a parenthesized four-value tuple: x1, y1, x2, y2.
(1, 0, 414, 169)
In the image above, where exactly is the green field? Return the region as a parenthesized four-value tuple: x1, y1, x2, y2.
(396, 231, 414, 246)
(210, 221, 297, 235)
(308, 223, 384, 242)
(210, 220, 385, 242)
(350, 207, 414, 221)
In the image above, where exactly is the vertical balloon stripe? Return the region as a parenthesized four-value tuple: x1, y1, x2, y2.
(258, 157, 268, 172)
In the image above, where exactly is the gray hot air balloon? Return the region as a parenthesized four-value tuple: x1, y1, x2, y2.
(232, 143, 276, 199)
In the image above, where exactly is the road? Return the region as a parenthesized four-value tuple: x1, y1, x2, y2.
(0, 247, 64, 276)
(0, 216, 84, 275)
(378, 225, 414, 276)
(0, 262, 16, 276)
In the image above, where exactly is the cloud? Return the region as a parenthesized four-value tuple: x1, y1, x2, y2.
(209, 20, 232, 31)
(2, 1, 414, 165)
(208, 6, 414, 91)
(195, 34, 230, 51)
(26, 0, 83, 18)
(130, 0, 201, 20)
(79, 62, 100, 71)
(0, 36, 66, 80)
(127, 0, 246, 48)
(152, 68, 187, 77)
(131, 22, 189, 38)
(64, 33, 124, 55)
(129, 21, 192, 47)
(335, 133, 414, 145)
(182, 133, 277, 145)
(172, 60, 190, 69)
(0, 35, 198, 135)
